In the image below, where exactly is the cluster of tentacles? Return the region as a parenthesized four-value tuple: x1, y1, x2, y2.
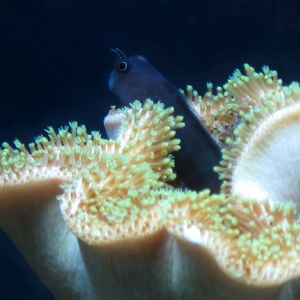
(1, 64, 300, 299)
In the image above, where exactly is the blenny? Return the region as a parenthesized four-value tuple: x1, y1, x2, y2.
(109, 49, 221, 193)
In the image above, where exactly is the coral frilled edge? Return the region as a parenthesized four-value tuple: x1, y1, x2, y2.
(1, 65, 300, 287)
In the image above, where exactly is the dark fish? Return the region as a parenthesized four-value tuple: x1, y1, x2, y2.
(109, 49, 222, 193)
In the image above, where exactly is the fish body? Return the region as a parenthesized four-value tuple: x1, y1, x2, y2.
(109, 54, 221, 193)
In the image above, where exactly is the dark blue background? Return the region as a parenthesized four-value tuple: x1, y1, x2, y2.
(1, 0, 300, 299)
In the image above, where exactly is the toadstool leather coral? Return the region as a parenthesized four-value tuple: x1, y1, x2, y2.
(1, 66, 300, 299)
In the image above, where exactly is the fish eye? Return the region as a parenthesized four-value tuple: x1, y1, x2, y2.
(116, 60, 130, 75)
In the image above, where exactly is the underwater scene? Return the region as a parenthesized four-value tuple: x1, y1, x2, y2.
(1, 0, 300, 299)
